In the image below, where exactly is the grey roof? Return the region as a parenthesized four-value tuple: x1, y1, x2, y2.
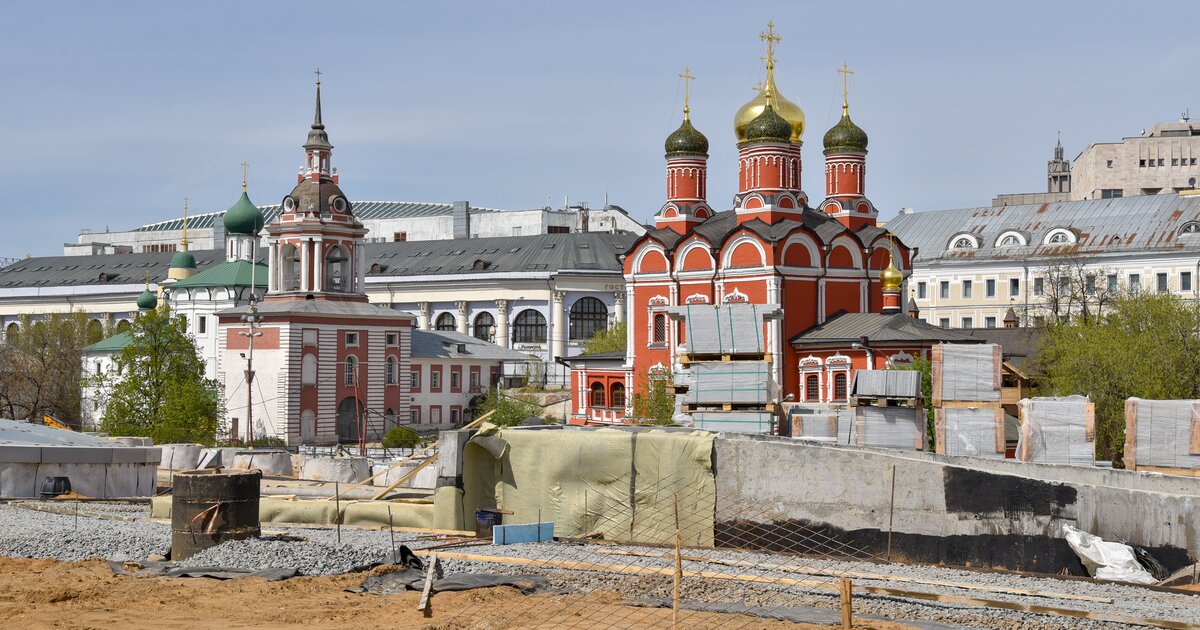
(411, 330, 535, 361)
(217, 299, 415, 320)
(365, 232, 636, 277)
(134, 202, 513, 232)
(0, 418, 119, 447)
(791, 312, 980, 346)
(852, 370, 920, 398)
(0, 250, 225, 289)
(639, 207, 881, 253)
(887, 193, 1200, 263)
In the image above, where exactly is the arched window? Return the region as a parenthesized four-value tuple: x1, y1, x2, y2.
(435, 312, 456, 331)
(384, 408, 396, 430)
(805, 374, 820, 402)
(324, 245, 349, 292)
(833, 372, 848, 401)
(512, 309, 547, 343)
(115, 320, 131, 333)
(1044, 228, 1077, 245)
(1180, 222, 1200, 236)
(280, 244, 300, 291)
(951, 236, 976, 250)
(5, 322, 19, 342)
(652, 313, 667, 345)
(386, 356, 397, 385)
(344, 355, 358, 386)
(590, 382, 606, 408)
(301, 354, 317, 386)
(85, 319, 103, 344)
(473, 312, 495, 341)
(569, 297, 608, 340)
(610, 383, 625, 409)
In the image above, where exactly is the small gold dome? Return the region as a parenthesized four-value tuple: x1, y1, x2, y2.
(734, 70, 805, 143)
(880, 260, 903, 291)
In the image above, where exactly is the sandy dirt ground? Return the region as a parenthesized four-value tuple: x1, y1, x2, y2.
(0, 557, 918, 629)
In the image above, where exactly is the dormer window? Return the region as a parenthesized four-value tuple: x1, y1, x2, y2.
(949, 233, 979, 250)
(1044, 228, 1077, 245)
(995, 231, 1026, 247)
(1179, 222, 1200, 236)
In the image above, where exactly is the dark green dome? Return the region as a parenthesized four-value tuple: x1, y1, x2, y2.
(223, 191, 265, 236)
(170, 250, 196, 270)
(743, 104, 792, 144)
(665, 118, 709, 156)
(823, 111, 868, 153)
(136, 288, 157, 311)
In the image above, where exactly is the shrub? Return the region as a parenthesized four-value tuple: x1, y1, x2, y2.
(382, 426, 423, 449)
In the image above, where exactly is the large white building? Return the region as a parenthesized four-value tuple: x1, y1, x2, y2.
(889, 192, 1200, 329)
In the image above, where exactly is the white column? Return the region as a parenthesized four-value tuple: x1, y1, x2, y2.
(456, 301, 469, 335)
(418, 302, 431, 331)
(551, 291, 566, 360)
(624, 286, 635, 366)
(766, 277, 782, 391)
(817, 277, 827, 324)
(267, 241, 278, 293)
(313, 239, 324, 292)
(299, 239, 310, 292)
(496, 299, 510, 348)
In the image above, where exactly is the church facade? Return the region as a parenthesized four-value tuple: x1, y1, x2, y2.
(569, 27, 913, 424)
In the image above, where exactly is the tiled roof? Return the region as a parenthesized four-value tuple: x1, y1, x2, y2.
(791, 311, 980, 345)
(886, 193, 1200, 263)
(170, 261, 268, 289)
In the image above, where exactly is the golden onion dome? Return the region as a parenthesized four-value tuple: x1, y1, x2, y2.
(734, 69, 805, 143)
(880, 250, 903, 291)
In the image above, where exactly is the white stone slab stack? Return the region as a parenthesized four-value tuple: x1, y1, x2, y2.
(1016, 396, 1095, 466)
(1124, 398, 1200, 471)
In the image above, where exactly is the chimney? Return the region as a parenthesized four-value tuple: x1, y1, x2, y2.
(452, 201, 470, 239)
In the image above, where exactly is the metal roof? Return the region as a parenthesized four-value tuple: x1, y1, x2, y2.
(0, 250, 224, 289)
(170, 260, 268, 289)
(410, 330, 536, 361)
(791, 312, 981, 345)
(364, 232, 635, 278)
(851, 370, 920, 398)
(84, 331, 132, 354)
(133, 201, 512, 232)
(886, 193, 1200, 264)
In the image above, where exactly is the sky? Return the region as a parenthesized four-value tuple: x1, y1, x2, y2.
(2, 1, 1198, 257)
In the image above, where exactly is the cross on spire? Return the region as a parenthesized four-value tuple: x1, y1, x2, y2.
(181, 197, 189, 250)
(837, 62, 854, 115)
(678, 67, 695, 120)
(241, 161, 250, 192)
(314, 67, 322, 86)
(760, 21, 780, 69)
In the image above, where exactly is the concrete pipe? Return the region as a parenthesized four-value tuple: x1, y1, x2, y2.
(159, 443, 203, 471)
(300, 457, 369, 483)
(229, 450, 294, 477)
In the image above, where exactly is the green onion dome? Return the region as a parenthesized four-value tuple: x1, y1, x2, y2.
(169, 250, 196, 270)
(743, 104, 792, 144)
(665, 118, 709, 156)
(823, 109, 869, 153)
(136, 288, 158, 311)
(223, 191, 265, 236)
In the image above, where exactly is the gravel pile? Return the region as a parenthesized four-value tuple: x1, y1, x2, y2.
(0, 503, 167, 562)
(184, 537, 388, 576)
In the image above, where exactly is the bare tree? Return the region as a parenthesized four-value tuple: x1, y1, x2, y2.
(0, 312, 105, 426)
(1035, 255, 1122, 325)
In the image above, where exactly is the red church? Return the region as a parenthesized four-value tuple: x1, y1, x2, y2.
(569, 26, 932, 425)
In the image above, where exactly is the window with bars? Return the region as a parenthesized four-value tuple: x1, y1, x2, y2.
(435, 313, 456, 331)
(569, 297, 608, 340)
(805, 374, 820, 402)
(833, 373, 848, 401)
(652, 313, 667, 345)
(512, 310, 547, 343)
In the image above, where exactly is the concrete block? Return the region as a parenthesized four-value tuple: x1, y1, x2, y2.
(40, 447, 114, 464)
(0, 445, 43, 463)
(302, 457, 369, 483)
(437, 429, 472, 478)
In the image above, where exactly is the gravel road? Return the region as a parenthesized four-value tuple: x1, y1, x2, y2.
(1, 501, 1196, 629)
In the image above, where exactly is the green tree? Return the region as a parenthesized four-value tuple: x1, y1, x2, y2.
(631, 369, 676, 425)
(1036, 293, 1200, 462)
(96, 305, 223, 445)
(474, 386, 544, 427)
(0, 312, 101, 425)
(581, 322, 627, 355)
(895, 357, 934, 449)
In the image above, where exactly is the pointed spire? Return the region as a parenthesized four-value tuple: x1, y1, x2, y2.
(312, 68, 324, 130)
(241, 161, 249, 192)
(180, 198, 189, 251)
(678, 67, 695, 121)
(304, 69, 332, 151)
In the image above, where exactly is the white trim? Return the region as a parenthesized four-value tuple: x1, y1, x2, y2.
(949, 233, 980, 250)
(720, 234, 768, 269)
(995, 230, 1027, 247)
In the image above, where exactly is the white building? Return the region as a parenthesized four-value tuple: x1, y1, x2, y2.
(409, 329, 535, 428)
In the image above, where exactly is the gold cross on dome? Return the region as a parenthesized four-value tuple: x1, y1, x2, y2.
(241, 161, 250, 192)
(313, 67, 322, 86)
(760, 21, 780, 68)
(678, 67, 695, 119)
(837, 62, 854, 109)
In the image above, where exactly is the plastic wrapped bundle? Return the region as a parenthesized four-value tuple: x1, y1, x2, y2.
(854, 406, 926, 450)
(787, 409, 839, 439)
(677, 362, 771, 405)
(1016, 396, 1095, 466)
(668, 303, 779, 357)
(1124, 398, 1200, 470)
(839, 409, 856, 445)
(689, 411, 774, 434)
(932, 343, 1001, 403)
(935, 406, 1005, 458)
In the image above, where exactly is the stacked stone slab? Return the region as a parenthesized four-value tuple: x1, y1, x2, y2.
(667, 304, 781, 434)
(786, 408, 840, 440)
(848, 370, 925, 451)
(932, 343, 1005, 457)
(1016, 396, 1095, 466)
(1124, 398, 1200, 471)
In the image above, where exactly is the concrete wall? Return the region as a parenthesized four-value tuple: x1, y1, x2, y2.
(714, 433, 1199, 573)
(0, 443, 160, 498)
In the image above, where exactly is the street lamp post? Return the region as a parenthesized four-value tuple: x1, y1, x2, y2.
(239, 300, 263, 445)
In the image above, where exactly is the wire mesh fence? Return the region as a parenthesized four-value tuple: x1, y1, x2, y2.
(422, 474, 878, 628)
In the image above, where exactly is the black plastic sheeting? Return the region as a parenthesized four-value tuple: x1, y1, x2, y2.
(348, 568, 564, 596)
(109, 561, 299, 581)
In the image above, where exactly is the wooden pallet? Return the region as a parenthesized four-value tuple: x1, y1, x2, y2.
(680, 352, 771, 365)
(681, 402, 779, 413)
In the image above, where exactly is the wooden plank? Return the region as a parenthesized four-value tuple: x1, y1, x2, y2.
(1191, 402, 1200, 456)
(325, 441, 439, 501)
(938, 400, 1001, 409)
(930, 344, 943, 406)
(420, 551, 1185, 627)
(1125, 398, 1138, 470)
(418, 553, 437, 614)
(991, 344, 1003, 391)
(933, 408, 946, 454)
(839, 578, 852, 630)
(371, 455, 438, 501)
(994, 406, 1006, 454)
